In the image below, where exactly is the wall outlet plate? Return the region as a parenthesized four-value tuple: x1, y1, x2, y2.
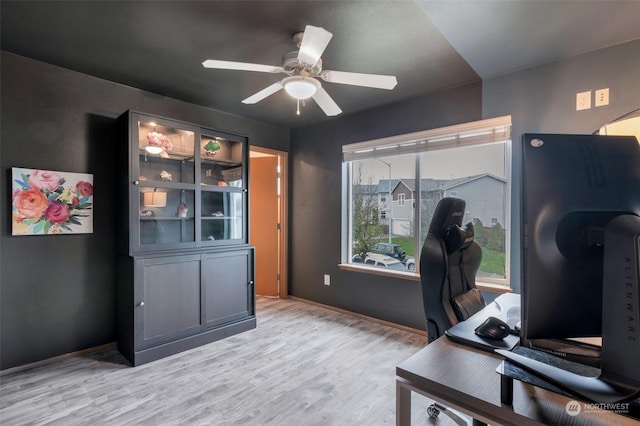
(323, 274, 331, 286)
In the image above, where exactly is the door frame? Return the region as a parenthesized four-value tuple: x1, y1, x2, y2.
(249, 146, 288, 298)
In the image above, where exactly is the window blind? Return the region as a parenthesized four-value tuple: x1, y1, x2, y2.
(343, 115, 512, 162)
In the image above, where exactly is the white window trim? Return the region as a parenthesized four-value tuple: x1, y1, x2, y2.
(343, 116, 511, 161)
(341, 116, 512, 290)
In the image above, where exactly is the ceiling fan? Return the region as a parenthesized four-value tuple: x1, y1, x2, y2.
(202, 25, 398, 117)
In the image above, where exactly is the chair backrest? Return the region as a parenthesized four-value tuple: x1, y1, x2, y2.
(420, 197, 485, 343)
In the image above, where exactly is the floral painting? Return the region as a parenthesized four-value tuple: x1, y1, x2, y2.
(12, 167, 94, 235)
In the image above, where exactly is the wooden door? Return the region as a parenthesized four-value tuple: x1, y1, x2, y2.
(249, 153, 280, 296)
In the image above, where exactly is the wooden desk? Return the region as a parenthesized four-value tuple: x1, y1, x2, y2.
(396, 337, 639, 425)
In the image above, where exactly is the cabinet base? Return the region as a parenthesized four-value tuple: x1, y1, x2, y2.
(123, 317, 256, 366)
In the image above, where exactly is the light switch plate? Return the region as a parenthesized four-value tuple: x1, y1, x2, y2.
(576, 90, 591, 111)
(595, 88, 609, 107)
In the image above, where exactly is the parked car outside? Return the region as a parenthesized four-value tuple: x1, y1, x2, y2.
(369, 242, 407, 262)
(363, 253, 407, 271)
(405, 257, 415, 272)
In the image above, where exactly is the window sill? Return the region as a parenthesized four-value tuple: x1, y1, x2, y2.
(338, 263, 513, 294)
(339, 263, 419, 280)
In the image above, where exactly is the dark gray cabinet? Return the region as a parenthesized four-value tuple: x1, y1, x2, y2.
(117, 111, 255, 366)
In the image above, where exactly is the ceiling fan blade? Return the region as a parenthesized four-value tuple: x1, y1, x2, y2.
(297, 25, 333, 66)
(321, 70, 398, 90)
(202, 59, 283, 74)
(312, 86, 342, 116)
(242, 82, 283, 104)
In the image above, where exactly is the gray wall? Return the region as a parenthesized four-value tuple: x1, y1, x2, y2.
(289, 83, 483, 329)
(0, 52, 290, 370)
(483, 39, 640, 293)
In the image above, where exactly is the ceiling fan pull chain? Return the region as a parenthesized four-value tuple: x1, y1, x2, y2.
(296, 98, 301, 115)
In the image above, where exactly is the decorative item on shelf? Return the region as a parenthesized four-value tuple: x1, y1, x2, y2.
(211, 211, 224, 217)
(139, 176, 147, 181)
(218, 180, 228, 186)
(146, 131, 173, 154)
(143, 189, 167, 207)
(221, 166, 242, 182)
(207, 235, 215, 240)
(140, 210, 154, 217)
(176, 202, 188, 218)
(203, 139, 221, 157)
(160, 170, 172, 182)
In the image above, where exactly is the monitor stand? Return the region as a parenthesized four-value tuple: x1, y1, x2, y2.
(498, 214, 640, 404)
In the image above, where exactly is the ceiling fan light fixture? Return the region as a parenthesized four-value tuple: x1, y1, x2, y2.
(283, 76, 320, 100)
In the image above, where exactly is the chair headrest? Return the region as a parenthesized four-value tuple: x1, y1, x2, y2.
(427, 197, 466, 237)
(444, 222, 475, 254)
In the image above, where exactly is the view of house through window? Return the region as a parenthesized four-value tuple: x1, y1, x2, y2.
(343, 116, 511, 286)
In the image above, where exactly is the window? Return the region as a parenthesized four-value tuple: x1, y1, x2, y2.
(449, 191, 459, 197)
(342, 116, 512, 288)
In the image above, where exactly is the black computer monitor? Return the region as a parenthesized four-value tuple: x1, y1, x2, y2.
(502, 133, 640, 403)
(520, 133, 640, 344)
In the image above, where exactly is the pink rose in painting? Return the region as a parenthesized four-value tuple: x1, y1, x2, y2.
(72, 197, 80, 207)
(28, 170, 61, 192)
(14, 189, 49, 219)
(76, 181, 93, 197)
(44, 201, 70, 224)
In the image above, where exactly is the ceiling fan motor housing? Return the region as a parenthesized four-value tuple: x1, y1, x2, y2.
(282, 50, 322, 75)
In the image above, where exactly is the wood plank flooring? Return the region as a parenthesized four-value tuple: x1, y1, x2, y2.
(0, 297, 456, 425)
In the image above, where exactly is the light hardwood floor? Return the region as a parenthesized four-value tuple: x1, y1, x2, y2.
(0, 297, 454, 425)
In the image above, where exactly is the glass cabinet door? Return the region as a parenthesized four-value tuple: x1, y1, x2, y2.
(139, 188, 195, 246)
(132, 114, 198, 251)
(201, 191, 244, 242)
(136, 119, 195, 184)
(200, 133, 244, 188)
(199, 130, 246, 246)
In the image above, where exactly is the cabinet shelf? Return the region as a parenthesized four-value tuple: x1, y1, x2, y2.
(138, 148, 195, 162)
(139, 150, 242, 167)
(202, 157, 241, 167)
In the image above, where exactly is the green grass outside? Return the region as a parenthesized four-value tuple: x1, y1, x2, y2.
(479, 248, 506, 276)
(374, 236, 505, 276)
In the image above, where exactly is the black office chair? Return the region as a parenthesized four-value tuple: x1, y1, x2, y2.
(420, 197, 487, 425)
(420, 197, 485, 343)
